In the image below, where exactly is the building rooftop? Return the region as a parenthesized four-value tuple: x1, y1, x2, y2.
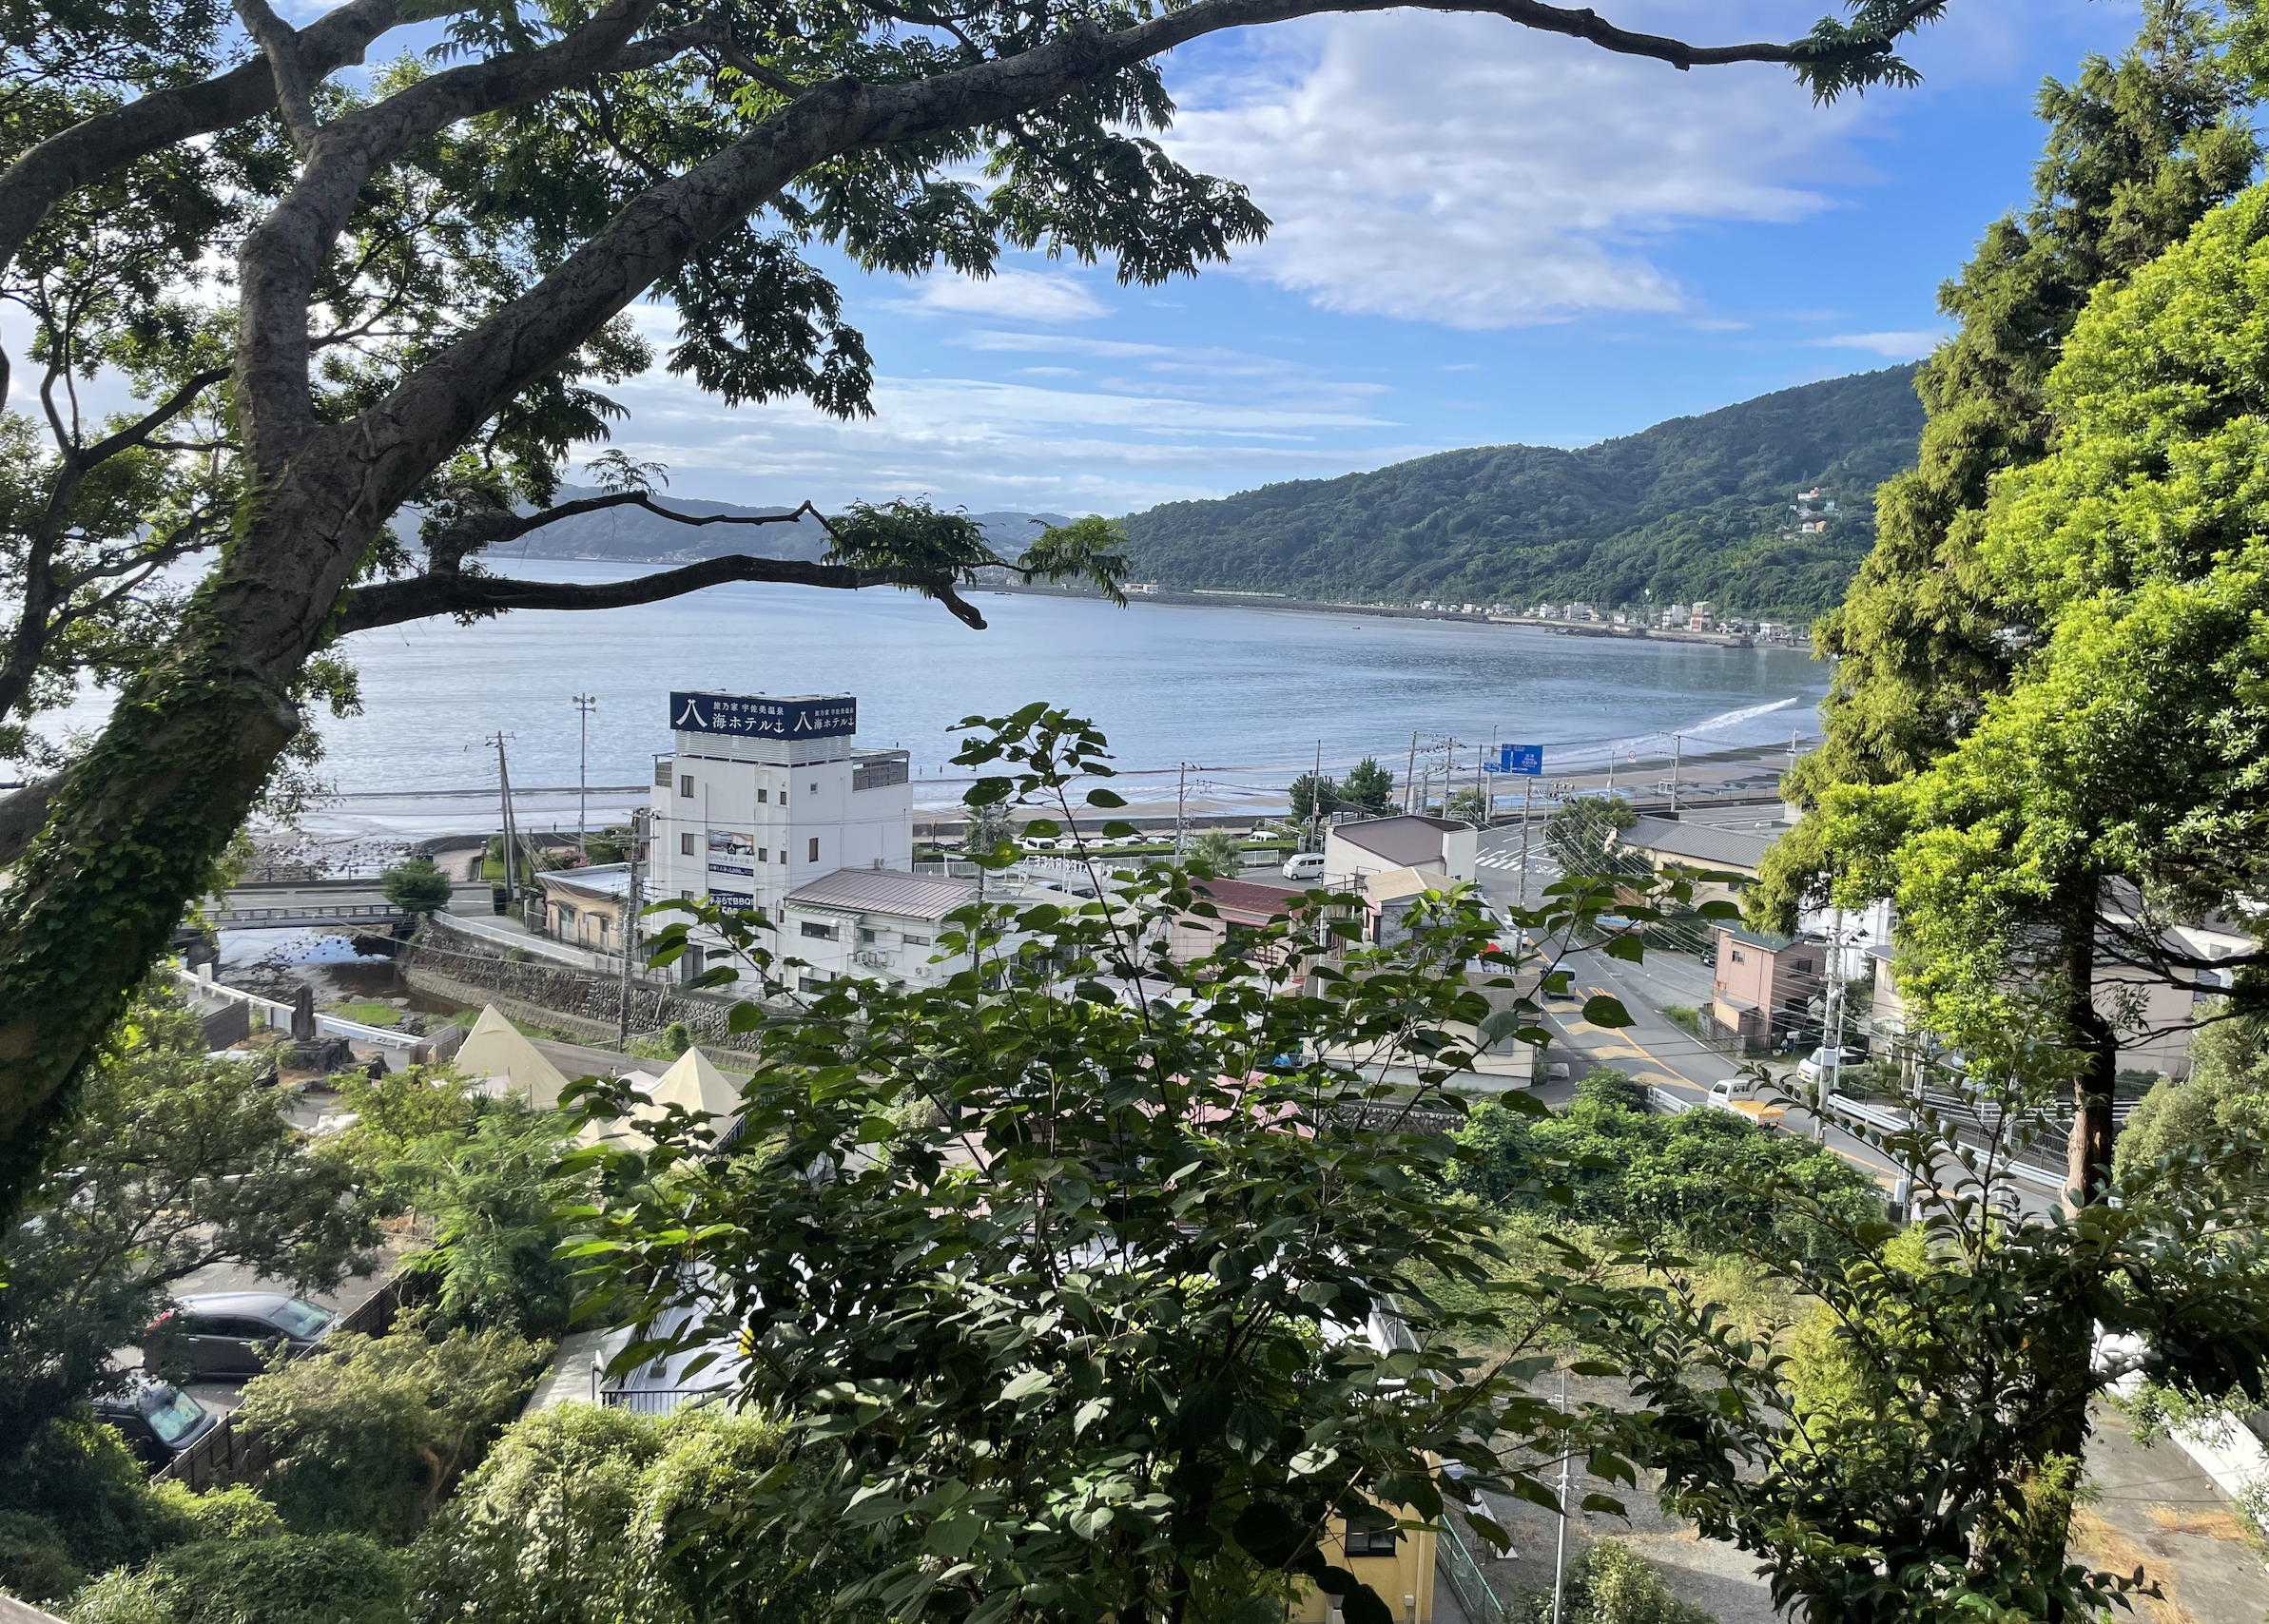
(1192, 878, 1304, 922)
(537, 862, 632, 899)
(785, 867, 979, 921)
(1716, 921, 1806, 953)
(1331, 815, 1467, 867)
(1617, 816, 1774, 874)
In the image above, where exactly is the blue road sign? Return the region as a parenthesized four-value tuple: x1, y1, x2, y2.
(1486, 744, 1543, 776)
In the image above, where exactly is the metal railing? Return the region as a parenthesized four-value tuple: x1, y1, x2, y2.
(591, 1380, 725, 1415)
(1435, 1513, 1508, 1623)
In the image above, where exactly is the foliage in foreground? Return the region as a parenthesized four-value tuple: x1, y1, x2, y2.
(575, 705, 1684, 1624)
(412, 1404, 857, 1624)
(1444, 1075, 1883, 1265)
(1581, 1059, 2269, 1624)
(235, 1322, 552, 1544)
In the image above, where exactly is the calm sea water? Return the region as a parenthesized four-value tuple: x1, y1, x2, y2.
(308, 560, 1828, 823)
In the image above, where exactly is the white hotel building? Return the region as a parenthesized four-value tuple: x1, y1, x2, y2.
(647, 691, 978, 991)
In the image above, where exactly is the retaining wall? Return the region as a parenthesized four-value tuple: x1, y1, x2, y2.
(403, 919, 763, 1061)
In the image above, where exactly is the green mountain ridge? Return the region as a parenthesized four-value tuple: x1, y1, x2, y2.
(1115, 365, 1924, 621)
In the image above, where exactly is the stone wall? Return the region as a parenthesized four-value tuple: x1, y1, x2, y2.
(402, 919, 759, 1053)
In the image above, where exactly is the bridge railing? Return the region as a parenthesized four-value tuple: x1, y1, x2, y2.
(170, 969, 417, 1048)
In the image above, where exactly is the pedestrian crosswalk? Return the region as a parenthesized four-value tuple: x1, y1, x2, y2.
(1476, 851, 1561, 872)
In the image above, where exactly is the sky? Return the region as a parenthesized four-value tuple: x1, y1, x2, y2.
(591, 0, 2144, 516)
(6, 0, 2150, 520)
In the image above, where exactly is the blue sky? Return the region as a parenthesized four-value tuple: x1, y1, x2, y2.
(602, 0, 2144, 516)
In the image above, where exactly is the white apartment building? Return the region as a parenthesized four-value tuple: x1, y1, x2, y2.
(645, 691, 976, 990)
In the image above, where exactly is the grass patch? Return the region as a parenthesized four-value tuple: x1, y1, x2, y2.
(1661, 1004, 1700, 1035)
(327, 1000, 403, 1027)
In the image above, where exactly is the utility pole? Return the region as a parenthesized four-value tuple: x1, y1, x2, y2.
(1669, 732, 1684, 816)
(1309, 739, 1324, 851)
(1518, 772, 1535, 907)
(572, 694, 597, 854)
(1175, 762, 1189, 851)
(1817, 903, 1848, 1142)
(485, 732, 520, 906)
(1551, 1368, 1572, 1624)
(1404, 730, 1420, 815)
(617, 806, 648, 1050)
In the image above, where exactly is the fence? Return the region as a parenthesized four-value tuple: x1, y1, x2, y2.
(403, 918, 749, 1046)
(591, 1382, 721, 1416)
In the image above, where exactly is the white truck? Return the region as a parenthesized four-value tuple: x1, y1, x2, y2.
(1702, 1074, 1788, 1126)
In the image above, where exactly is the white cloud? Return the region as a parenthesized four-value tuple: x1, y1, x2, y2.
(599, 367, 1425, 513)
(1154, 7, 1871, 329)
(1811, 330, 1947, 358)
(904, 268, 1106, 323)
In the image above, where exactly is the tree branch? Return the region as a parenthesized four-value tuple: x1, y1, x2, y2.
(234, 0, 670, 469)
(234, 0, 324, 152)
(335, 554, 989, 634)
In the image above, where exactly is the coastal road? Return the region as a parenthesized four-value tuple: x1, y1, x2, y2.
(1526, 938, 1915, 1195)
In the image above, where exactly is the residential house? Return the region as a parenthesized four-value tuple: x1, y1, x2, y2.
(1711, 925, 1826, 1052)
(1324, 816, 1478, 893)
(777, 866, 979, 993)
(534, 863, 632, 954)
(1608, 817, 1771, 910)
(1169, 877, 1305, 965)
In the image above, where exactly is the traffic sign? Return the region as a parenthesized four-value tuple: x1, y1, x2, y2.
(1485, 744, 1543, 776)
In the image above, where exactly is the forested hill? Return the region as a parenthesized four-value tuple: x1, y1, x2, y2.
(1115, 365, 1925, 620)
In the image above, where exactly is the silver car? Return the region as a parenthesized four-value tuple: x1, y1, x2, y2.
(144, 1291, 336, 1379)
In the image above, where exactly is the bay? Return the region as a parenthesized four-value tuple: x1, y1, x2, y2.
(316, 560, 1830, 824)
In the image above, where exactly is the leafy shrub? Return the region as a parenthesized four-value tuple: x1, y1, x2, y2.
(154, 1535, 406, 1624)
(1445, 1090, 1882, 1262)
(1574, 1069, 1644, 1112)
(148, 1484, 287, 1544)
(0, 1507, 85, 1601)
(238, 1325, 550, 1543)
(0, 1417, 180, 1579)
(69, 1565, 175, 1624)
(1525, 1540, 1715, 1624)
(411, 1405, 852, 1624)
(399, 1111, 584, 1337)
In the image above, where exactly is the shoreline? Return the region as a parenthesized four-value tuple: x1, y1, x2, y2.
(504, 552, 1813, 651)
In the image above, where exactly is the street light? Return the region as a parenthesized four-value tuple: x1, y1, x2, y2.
(572, 694, 597, 854)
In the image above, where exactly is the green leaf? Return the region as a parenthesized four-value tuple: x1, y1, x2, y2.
(1581, 995, 1633, 1028)
(1232, 1499, 1302, 1568)
(1085, 787, 1128, 807)
(965, 777, 1013, 806)
(1601, 935, 1646, 963)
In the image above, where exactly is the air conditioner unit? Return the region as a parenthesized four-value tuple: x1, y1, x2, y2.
(855, 949, 889, 969)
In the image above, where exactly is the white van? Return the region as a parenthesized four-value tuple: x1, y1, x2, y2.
(1282, 851, 1326, 882)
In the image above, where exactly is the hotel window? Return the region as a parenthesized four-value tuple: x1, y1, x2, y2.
(681, 832, 696, 856)
(757, 787, 768, 802)
(807, 837, 820, 863)
(757, 848, 767, 862)
(903, 935, 931, 948)
(679, 774, 694, 798)
(801, 921, 835, 939)
(859, 928, 877, 944)
(1341, 1529, 1401, 1558)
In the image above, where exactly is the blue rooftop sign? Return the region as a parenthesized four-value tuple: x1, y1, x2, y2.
(669, 692, 856, 740)
(1486, 744, 1543, 776)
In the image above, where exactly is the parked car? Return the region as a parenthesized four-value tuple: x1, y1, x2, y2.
(1795, 1045, 1869, 1089)
(1281, 852, 1326, 882)
(145, 1291, 337, 1379)
(92, 1379, 219, 1469)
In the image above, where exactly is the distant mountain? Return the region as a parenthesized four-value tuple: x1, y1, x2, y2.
(1115, 366, 1924, 621)
(497, 492, 1073, 565)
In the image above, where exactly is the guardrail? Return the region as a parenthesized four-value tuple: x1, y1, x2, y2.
(1646, 1085, 1693, 1115)
(204, 902, 408, 928)
(170, 968, 417, 1048)
(1825, 1093, 2067, 1194)
(1435, 1514, 1508, 1623)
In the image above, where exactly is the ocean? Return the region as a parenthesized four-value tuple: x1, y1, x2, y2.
(287, 560, 1830, 840)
